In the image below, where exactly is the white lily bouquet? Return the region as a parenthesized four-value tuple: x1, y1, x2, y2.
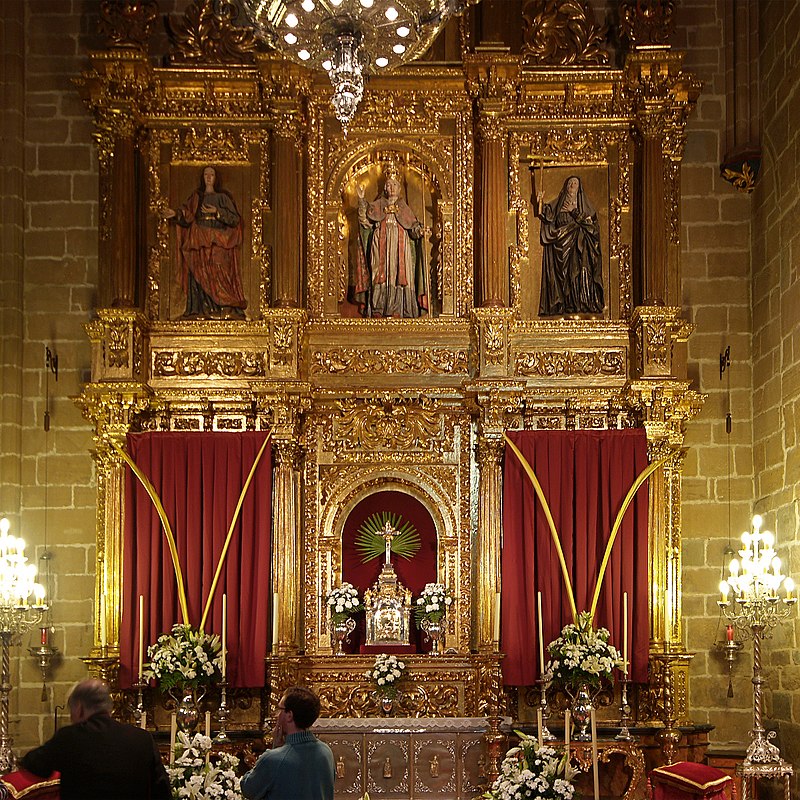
(366, 653, 406, 699)
(168, 731, 242, 800)
(142, 623, 223, 691)
(326, 582, 364, 623)
(546, 611, 622, 691)
(484, 733, 576, 800)
(414, 582, 454, 623)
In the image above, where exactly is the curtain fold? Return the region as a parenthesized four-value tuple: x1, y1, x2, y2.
(118, 431, 272, 688)
(501, 429, 649, 686)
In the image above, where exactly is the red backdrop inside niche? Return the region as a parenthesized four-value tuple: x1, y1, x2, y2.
(340, 490, 438, 653)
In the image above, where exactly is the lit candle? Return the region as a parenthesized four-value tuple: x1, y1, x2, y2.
(272, 592, 279, 648)
(99, 594, 106, 649)
(222, 593, 227, 680)
(138, 595, 145, 681)
(536, 707, 544, 750)
(537, 592, 545, 674)
(726, 624, 734, 642)
(493, 592, 501, 642)
(719, 580, 729, 604)
(40, 626, 48, 646)
(622, 591, 628, 677)
(169, 714, 177, 765)
(564, 709, 570, 751)
(140, 711, 147, 730)
(590, 708, 599, 800)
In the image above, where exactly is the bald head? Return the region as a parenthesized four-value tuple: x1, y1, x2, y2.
(68, 679, 112, 723)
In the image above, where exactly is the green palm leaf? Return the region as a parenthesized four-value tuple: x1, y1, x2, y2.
(355, 512, 421, 563)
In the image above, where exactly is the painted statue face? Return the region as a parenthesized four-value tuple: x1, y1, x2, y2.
(566, 177, 579, 196)
(203, 167, 216, 191)
(385, 178, 401, 199)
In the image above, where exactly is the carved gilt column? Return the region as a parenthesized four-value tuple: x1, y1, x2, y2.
(466, 53, 518, 308)
(269, 394, 307, 654)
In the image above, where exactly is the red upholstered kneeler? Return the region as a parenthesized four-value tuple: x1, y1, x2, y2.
(0, 769, 60, 800)
(649, 762, 734, 800)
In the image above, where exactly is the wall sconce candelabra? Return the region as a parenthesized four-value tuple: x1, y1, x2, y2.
(718, 514, 795, 795)
(0, 518, 48, 771)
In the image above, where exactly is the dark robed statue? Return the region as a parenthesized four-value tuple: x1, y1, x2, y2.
(535, 175, 604, 317)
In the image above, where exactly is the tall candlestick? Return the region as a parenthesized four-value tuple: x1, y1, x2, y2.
(590, 708, 599, 800)
(272, 592, 279, 647)
(169, 714, 177, 765)
(564, 709, 570, 750)
(138, 595, 145, 680)
(221, 593, 227, 679)
(493, 592, 501, 642)
(539, 157, 544, 197)
(139, 711, 147, 730)
(536, 707, 544, 750)
(537, 592, 545, 674)
(205, 710, 211, 738)
(623, 591, 629, 677)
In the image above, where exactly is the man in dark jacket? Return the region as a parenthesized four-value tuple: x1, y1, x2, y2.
(20, 678, 170, 800)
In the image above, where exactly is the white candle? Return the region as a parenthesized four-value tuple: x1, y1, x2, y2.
(623, 591, 628, 677)
(99, 594, 106, 649)
(139, 711, 147, 730)
(272, 592, 279, 647)
(169, 714, 177, 765)
(205, 710, 211, 738)
(138, 595, 145, 680)
(564, 709, 570, 750)
(493, 592, 501, 642)
(222, 593, 227, 680)
(536, 707, 544, 750)
(537, 592, 545, 674)
(590, 708, 599, 800)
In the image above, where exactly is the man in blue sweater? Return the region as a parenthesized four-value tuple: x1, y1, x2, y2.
(241, 686, 334, 800)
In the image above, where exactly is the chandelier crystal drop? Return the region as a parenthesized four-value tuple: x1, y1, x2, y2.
(245, 0, 479, 129)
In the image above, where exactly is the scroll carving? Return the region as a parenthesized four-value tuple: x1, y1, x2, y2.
(522, 0, 609, 67)
(515, 350, 625, 378)
(312, 348, 469, 376)
(153, 350, 268, 378)
(166, 0, 258, 64)
(98, 0, 158, 50)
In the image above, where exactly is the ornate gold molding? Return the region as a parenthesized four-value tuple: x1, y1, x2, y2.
(522, 0, 609, 67)
(311, 348, 469, 376)
(514, 349, 626, 378)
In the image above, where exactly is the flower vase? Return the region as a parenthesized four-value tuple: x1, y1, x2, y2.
(331, 616, 356, 655)
(171, 687, 206, 734)
(569, 682, 594, 742)
(420, 617, 444, 655)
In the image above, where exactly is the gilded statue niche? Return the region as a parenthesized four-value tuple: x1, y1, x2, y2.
(511, 131, 633, 322)
(149, 131, 266, 322)
(310, 469, 464, 656)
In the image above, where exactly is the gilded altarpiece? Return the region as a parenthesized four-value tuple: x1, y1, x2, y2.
(75, 1, 708, 786)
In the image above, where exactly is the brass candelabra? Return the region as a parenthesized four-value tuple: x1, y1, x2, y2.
(718, 515, 795, 800)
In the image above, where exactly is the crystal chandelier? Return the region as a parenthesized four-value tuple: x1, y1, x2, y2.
(244, 0, 478, 130)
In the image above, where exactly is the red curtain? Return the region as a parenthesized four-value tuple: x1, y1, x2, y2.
(501, 429, 650, 686)
(119, 431, 272, 688)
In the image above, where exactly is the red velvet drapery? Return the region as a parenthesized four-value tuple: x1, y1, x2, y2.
(501, 429, 650, 686)
(119, 431, 272, 688)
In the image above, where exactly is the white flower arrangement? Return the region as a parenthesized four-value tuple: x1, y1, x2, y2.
(366, 653, 406, 698)
(326, 582, 364, 624)
(142, 623, 223, 691)
(168, 731, 242, 800)
(414, 583, 454, 623)
(484, 734, 576, 800)
(546, 611, 622, 690)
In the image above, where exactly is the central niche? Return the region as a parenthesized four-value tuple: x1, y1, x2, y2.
(340, 490, 438, 653)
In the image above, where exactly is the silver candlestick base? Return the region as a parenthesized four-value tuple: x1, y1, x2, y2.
(215, 680, 231, 743)
(615, 677, 634, 740)
(537, 678, 557, 741)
